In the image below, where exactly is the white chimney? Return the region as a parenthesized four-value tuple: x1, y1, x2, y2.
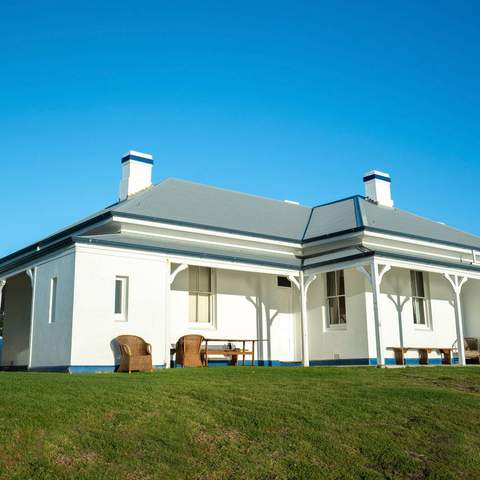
(119, 150, 153, 201)
(363, 170, 394, 207)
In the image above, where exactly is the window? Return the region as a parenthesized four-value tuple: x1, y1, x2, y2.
(189, 266, 214, 324)
(411, 271, 428, 326)
(49, 277, 58, 324)
(114, 276, 129, 321)
(326, 270, 346, 326)
(277, 276, 291, 288)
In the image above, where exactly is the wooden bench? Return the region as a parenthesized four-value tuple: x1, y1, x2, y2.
(454, 337, 480, 363)
(202, 339, 258, 367)
(201, 347, 253, 366)
(387, 347, 453, 366)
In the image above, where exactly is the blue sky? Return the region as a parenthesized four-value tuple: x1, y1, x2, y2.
(1, 1, 479, 256)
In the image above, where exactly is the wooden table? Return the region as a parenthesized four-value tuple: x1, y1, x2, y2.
(202, 339, 266, 367)
(387, 346, 453, 365)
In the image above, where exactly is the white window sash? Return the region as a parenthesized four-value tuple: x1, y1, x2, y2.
(114, 276, 129, 322)
(410, 271, 429, 327)
(326, 271, 347, 326)
(48, 277, 58, 324)
(188, 267, 215, 326)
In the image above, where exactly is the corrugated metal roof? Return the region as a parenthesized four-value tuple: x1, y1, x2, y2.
(3, 177, 480, 271)
(359, 198, 480, 249)
(110, 178, 311, 242)
(302, 197, 359, 240)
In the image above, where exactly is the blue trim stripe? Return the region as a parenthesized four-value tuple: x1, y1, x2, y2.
(375, 357, 447, 366)
(12, 357, 461, 373)
(363, 173, 391, 183)
(121, 154, 154, 165)
(26, 365, 166, 373)
(311, 358, 372, 366)
(69, 364, 166, 373)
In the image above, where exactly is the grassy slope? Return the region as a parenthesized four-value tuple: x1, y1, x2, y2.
(0, 367, 479, 479)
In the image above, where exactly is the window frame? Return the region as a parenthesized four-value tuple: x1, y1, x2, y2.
(48, 276, 58, 324)
(410, 270, 430, 329)
(114, 276, 129, 322)
(188, 266, 216, 328)
(326, 270, 347, 329)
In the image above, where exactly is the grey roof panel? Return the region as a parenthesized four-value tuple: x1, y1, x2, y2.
(360, 198, 480, 250)
(111, 179, 311, 242)
(303, 198, 359, 241)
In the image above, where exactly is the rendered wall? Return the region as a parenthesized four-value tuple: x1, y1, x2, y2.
(371, 268, 457, 363)
(71, 246, 167, 368)
(460, 279, 480, 338)
(29, 250, 76, 368)
(170, 268, 301, 363)
(2, 273, 31, 367)
(307, 268, 370, 363)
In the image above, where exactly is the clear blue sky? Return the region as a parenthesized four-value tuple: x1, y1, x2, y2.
(1, 1, 479, 256)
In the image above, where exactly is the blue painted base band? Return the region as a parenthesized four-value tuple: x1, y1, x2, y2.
(0, 365, 28, 372)
(27, 364, 166, 373)
(376, 357, 450, 366)
(311, 358, 372, 366)
(8, 357, 461, 373)
(173, 359, 282, 368)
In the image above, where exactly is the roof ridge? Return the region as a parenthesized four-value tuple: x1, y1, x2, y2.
(301, 208, 315, 242)
(353, 196, 365, 227)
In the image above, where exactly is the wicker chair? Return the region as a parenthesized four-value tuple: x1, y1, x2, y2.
(453, 337, 480, 363)
(116, 335, 153, 372)
(175, 335, 205, 367)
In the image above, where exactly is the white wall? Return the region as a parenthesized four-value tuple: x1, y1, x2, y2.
(374, 268, 457, 362)
(170, 267, 300, 363)
(460, 279, 480, 338)
(29, 250, 76, 368)
(2, 272, 31, 367)
(308, 268, 370, 362)
(71, 245, 167, 368)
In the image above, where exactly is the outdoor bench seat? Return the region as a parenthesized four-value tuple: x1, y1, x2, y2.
(201, 346, 253, 366)
(453, 337, 480, 363)
(387, 346, 452, 366)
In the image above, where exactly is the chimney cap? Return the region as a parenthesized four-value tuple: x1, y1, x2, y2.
(363, 170, 391, 183)
(121, 150, 154, 165)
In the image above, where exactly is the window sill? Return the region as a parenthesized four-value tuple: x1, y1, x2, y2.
(326, 324, 347, 332)
(187, 323, 217, 331)
(413, 324, 432, 331)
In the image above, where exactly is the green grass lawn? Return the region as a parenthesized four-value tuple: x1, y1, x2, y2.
(0, 367, 479, 479)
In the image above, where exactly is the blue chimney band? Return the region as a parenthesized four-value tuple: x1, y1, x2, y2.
(363, 173, 391, 183)
(121, 154, 154, 165)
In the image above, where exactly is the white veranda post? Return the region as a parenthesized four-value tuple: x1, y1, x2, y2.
(0, 279, 6, 313)
(26, 268, 37, 369)
(443, 274, 468, 367)
(357, 261, 391, 367)
(288, 271, 317, 367)
(165, 262, 189, 369)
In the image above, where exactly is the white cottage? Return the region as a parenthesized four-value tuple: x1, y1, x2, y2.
(1, 151, 479, 372)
